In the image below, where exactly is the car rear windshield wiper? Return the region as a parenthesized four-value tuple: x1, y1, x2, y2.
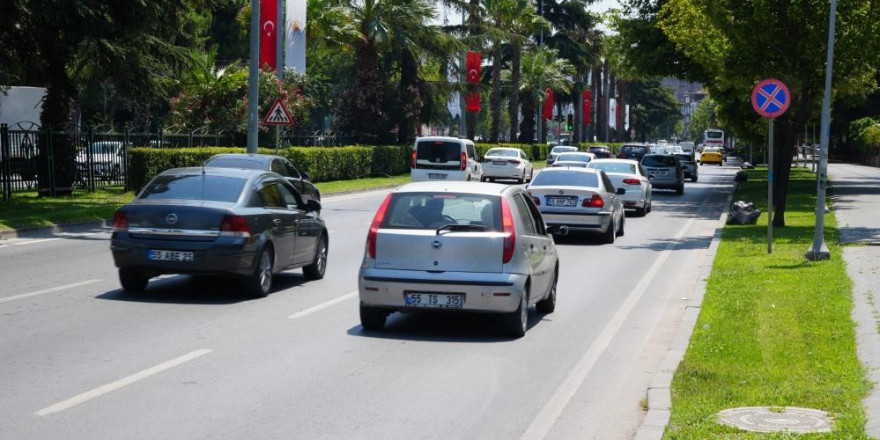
(436, 224, 488, 235)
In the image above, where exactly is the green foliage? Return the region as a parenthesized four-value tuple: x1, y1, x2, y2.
(849, 117, 878, 153)
(687, 98, 720, 143)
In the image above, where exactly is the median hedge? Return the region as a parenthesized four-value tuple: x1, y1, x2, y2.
(127, 141, 627, 190)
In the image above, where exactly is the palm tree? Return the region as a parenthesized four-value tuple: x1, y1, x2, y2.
(502, 0, 548, 142)
(511, 47, 574, 143)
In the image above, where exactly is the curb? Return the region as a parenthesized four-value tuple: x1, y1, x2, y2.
(634, 181, 737, 440)
(0, 219, 112, 241)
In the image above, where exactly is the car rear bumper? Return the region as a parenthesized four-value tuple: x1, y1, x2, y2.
(482, 165, 524, 179)
(359, 268, 528, 313)
(540, 210, 611, 231)
(111, 236, 258, 276)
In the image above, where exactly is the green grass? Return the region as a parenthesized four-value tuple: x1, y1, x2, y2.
(664, 167, 870, 438)
(0, 174, 413, 231)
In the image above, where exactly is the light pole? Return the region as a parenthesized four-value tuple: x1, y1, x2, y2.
(247, 0, 260, 153)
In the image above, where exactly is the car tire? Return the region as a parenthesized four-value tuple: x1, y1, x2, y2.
(699, 162, 704, 166)
(616, 214, 625, 237)
(360, 304, 387, 331)
(635, 205, 647, 217)
(243, 245, 273, 298)
(480, 176, 488, 182)
(119, 268, 149, 292)
(602, 219, 616, 244)
(646, 198, 652, 213)
(691, 175, 698, 183)
(303, 235, 328, 280)
(536, 272, 557, 314)
(504, 291, 528, 338)
(676, 184, 684, 195)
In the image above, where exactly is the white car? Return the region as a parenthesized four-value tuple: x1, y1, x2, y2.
(410, 136, 482, 182)
(480, 147, 534, 183)
(546, 145, 579, 166)
(358, 182, 560, 337)
(587, 159, 653, 216)
(551, 152, 597, 168)
(75, 141, 126, 181)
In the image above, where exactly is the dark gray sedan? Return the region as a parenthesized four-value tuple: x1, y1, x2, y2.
(110, 167, 328, 298)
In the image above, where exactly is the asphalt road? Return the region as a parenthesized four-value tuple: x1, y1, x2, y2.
(0, 163, 737, 440)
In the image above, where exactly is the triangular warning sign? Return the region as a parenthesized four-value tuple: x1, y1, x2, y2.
(263, 98, 293, 125)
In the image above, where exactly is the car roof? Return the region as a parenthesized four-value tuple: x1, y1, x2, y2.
(159, 166, 278, 180)
(206, 153, 283, 165)
(395, 181, 517, 196)
(557, 151, 594, 156)
(590, 158, 639, 165)
(485, 147, 521, 152)
(537, 166, 601, 175)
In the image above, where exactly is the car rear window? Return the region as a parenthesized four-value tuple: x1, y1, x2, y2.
(589, 162, 636, 174)
(551, 146, 578, 154)
(486, 148, 518, 158)
(530, 170, 599, 187)
(381, 193, 501, 230)
(139, 174, 246, 203)
(415, 141, 462, 164)
(674, 154, 694, 162)
(204, 156, 264, 170)
(556, 153, 591, 163)
(621, 145, 648, 154)
(642, 155, 677, 167)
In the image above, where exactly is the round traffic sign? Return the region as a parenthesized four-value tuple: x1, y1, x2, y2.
(751, 79, 790, 118)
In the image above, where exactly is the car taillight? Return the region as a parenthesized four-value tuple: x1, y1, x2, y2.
(112, 211, 128, 231)
(220, 215, 251, 238)
(411, 150, 416, 169)
(501, 198, 516, 264)
(582, 194, 604, 208)
(623, 178, 641, 185)
(532, 196, 541, 206)
(367, 194, 393, 259)
(461, 152, 467, 171)
(617, 152, 625, 158)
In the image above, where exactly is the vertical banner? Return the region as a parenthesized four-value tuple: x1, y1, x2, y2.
(285, 0, 307, 73)
(466, 91, 481, 112)
(260, 0, 279, 71)
(466, 52, 481, 83)
(609, 98, 618, 129)
(542, 89, 554, 120)
(624, 105, 630, 131)
(582, 90, 592, 125)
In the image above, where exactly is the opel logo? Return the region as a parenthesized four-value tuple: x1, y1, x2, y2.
(166, 213, 178, 225)
(431, 240, 442, 250)
(558, 190, 565, 195)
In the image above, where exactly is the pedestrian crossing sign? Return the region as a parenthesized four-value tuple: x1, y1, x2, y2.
(263, 98, 294, 125)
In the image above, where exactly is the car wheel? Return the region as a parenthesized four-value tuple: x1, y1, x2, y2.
(536, 272, 557, 314)
(635, 205, 647, 217)
(360, 304, 387, 331)
(303, 235, 328, 280)
(699, 162, 704, 166)
(504, 290, 528, 338)
(616, 213, 625, 237)
(480, 176, 488, 182)
(602, 218, 616, 244)
(111, 165, 121, 181)
(691, 175, 698, 183)
(647, 198, 652, 213)
(119, 268, 149, 292)
(676, 184, 684, 195)
(244, 245, 273, 298)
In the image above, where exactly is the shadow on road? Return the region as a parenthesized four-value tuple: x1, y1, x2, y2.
(346, 308, 553, 342)
(95, 271, 311, 304)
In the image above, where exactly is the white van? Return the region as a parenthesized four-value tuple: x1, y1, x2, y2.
(411, 136, 483, 182)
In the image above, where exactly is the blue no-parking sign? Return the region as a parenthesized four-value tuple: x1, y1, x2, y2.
(751, 79, 790, 119)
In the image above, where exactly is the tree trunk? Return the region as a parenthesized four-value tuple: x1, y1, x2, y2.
(353, 41, 384, 145)
(519, 90, 536, 143)
(489, 45, 502, 143)
(38, 57, 77, 195)
(508, 45, 521, 142)
(397, 51, 418, 144)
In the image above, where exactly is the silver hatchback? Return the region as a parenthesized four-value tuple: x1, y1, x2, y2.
(358, 182, 560, 337)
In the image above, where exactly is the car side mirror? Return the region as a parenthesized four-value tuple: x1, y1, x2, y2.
(616, 188, 626, 195)
(547, 224, 569, 236)
(305, 199, 321, 212)
(648, 175, 655, 181)
(300, 171, 310, 180)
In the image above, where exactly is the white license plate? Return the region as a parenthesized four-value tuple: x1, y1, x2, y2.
(493, 160, 507, 166)
(405, 292, 464, 309)
(547, 197, 577, 207)
(428, 173, 448, 180)
(148, 250, 194, 262)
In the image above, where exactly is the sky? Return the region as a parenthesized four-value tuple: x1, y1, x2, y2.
(587, 0, 621, 14)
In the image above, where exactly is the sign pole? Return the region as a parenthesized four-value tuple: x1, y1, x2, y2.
(768, 118, 774, 254)
(275, 126, 280, 153)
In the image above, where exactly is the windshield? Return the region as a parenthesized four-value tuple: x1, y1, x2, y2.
(555, 153, 591, 163)
(589, 162, 637, 174)
(675, 154, 694, 163)
(705, 131, 723, 139)
(139, 174, 246, 203)
(551, 146, 578, 154)
(642, 155, 678, 167)
(204, 156, 266, 171)
(415, 141, 462, 164)
(88, 143, 120, 154)
(381, 193, 501, 230)
(530, 170, 599, 187)
(485, 149, 519, 158)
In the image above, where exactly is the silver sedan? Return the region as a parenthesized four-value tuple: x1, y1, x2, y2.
(358, 181, 559, 337)
(587, 158, 653, 216)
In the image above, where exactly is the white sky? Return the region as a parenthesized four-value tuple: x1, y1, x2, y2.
(587, 0, 621, 14)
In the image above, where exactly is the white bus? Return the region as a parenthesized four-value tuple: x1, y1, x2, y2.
(703, 129, 725, 149)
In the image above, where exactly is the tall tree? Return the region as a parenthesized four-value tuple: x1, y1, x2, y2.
(512, 48, 575, 142)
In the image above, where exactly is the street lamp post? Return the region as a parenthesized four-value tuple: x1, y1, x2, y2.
(247, 0, 260, 153)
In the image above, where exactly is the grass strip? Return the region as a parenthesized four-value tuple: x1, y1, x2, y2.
(664, 166, 870, 439)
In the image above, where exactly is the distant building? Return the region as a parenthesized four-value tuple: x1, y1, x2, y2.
(661, 78, 706, 140)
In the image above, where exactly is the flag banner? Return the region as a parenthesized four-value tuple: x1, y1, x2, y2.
(582, 90, 592, 125)
(609, 98, 618, 129)
(260, 0, 278, 71)
(466, 91, 481, 112)
(543, 89, 554, 120)
(466, 52, 481, 83)
(285, 0, 307, 73)
(625, 105, 630, 131)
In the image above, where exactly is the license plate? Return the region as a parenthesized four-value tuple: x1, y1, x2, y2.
(546, 197, 577, 207)
(428, 173, 447, 180)
(405, 292, 464, 309)
(148, 250, 194, 262)
(493, 160, 507, 166)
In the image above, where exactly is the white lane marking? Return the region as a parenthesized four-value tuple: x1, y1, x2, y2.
(13, 238, 59, 246)
(0, 279, 102, 305)
(288, 291, 358, 319)
(35, 349, 213, 416)
(0, 244, 7, 249)
(521, 218, 696, 440)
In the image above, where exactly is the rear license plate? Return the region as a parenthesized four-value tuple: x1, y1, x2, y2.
(546, 197, 577, 207)
(148, 250, 194, 262)
(405, 292, 464, 309)
(428, 173, 448, 180)
(493, 160, 507, 166)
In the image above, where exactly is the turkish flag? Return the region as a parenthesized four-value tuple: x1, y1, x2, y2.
(466, 91, 480, 112)
(582, 90, 592, 125)
(260, 0, 278, 71)
(466, 52, 481, 83)
(542, 89, 554, 120)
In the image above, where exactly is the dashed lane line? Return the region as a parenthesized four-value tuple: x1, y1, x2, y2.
(0, 279, 102, 305)
(288, 291, 358, 320)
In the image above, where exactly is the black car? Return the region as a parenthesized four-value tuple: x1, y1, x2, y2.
(203, 153, 321, 205)
(588, 145, 612, 158)
(110, 167, 328, 298)
(616, 144, 650, 161)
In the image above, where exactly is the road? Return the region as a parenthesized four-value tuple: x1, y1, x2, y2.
(0, 164, 737, 440)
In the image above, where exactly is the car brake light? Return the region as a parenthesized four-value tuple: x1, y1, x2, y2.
(367, 194, 393, 259)
(617, 152, 625, 158)
(623, 178, 641, 185)
(411, 150, 416, 168)
(501, 198, 516, 264)
(220, 215, 251, 238)
(461, 152, 467, 171)
(532, 196, 541, 206)
(112, 211, 128, 231)
(582, 194, 604, 208)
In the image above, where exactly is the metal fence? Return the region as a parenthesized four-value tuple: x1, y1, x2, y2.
(0, 124, 234, 200)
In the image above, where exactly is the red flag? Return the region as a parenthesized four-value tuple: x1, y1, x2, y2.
(466, 52, 481, 83)
(466, 91, 481, 112)
(582, 90, 592, 125)
(542, 89, 554, 120)
(260, 0, 278, 71)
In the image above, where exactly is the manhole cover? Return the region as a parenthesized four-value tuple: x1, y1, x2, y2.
(717, 407, 833, 433)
